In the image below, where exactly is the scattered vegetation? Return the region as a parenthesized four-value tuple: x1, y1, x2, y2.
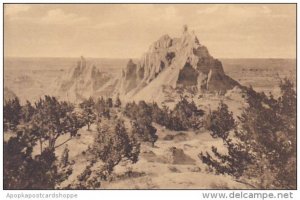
(4, 97, 22, 131)
(74, 119, 141, 188)
(4, 95, 86, 189)
(199, 78, 296, 189)
(3, 77, 296, 189)
(4, 128, 67, 189)
(124, 96, 204, 131)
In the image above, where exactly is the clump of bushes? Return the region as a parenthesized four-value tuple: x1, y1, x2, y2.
(124, 97, 204, 131)
(199, 79, 296, 189)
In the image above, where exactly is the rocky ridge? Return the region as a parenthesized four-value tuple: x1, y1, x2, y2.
(56, 26, 241, 104)
(116, 26, 240, 104)
(56, 56, 113, 102)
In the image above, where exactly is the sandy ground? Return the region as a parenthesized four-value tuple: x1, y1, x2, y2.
(52, 122, 248, 189)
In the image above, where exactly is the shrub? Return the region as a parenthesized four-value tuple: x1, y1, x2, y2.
(209, 101, 235, 140)
(95, 97, 110, 119)
(114, 96, 122, 107)
(106, 97, 113, 108)
(4, 97, 22, 131)
(91, 120, 140, 174)
(199, 79, 296, 189)
(21, 100, 35, 123)
(4, 128, 64, 189)
(31, 96, 85, 151)
(79, 97, 96, 130)
(124, 98, 204, 131)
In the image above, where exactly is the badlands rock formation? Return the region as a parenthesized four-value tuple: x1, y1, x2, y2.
(56, 26, 240, 103)
(117, 26, 240, 103)
(56, 56, 112, 101)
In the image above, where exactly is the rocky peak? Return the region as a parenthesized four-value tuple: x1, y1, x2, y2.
(117, 26, 240, 102)
(180, 28, 200, 48)
(149, 35, 173, 51)
(183, 24, 188, 33)
(57, 56, 111, 102)
(123, 59, 137, 79)
(72, 56, 87, 79)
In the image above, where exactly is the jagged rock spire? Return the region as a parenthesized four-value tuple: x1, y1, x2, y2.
(116, 26, 240, 103)
(183, 24, 188, 33)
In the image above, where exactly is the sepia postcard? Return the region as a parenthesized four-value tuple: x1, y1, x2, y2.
(3, 3, 297, 191)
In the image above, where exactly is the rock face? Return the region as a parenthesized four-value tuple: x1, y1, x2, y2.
(117, 26, 240, 103)
(164, 147, 195, 165)
(56, 56, 112, 102)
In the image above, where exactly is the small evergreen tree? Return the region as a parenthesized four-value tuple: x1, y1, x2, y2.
(21, 100, 35, 123)
(115, 95, 122, 107)
(79, 97, 96, 131)
(106, 97, 113, 108)
(131, 101, 158, 147)
(95, 97, 110, 119)
(131, 119, 158, 147)
(31, 96, 85, 151)
(124, 101, 138, 118)
(200, 79, 296, 189)
(209, 102, 235, 140)
(150, 102, 165, 123)
(91, 120, 140, 174)
(4, 97, 22, 131)
(171, 97, 204, 130)
(4, 128, 64, 189)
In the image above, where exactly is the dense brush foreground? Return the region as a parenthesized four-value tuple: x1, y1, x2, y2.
(3, 79, 296, 189)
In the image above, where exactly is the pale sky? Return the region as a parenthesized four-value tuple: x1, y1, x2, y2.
(4, 4, 296, 58)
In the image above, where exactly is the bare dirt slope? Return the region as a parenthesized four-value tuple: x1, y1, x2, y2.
(55, 120, 248, 189)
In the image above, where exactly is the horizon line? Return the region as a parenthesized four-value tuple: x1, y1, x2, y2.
(3, 56, 297, 60)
